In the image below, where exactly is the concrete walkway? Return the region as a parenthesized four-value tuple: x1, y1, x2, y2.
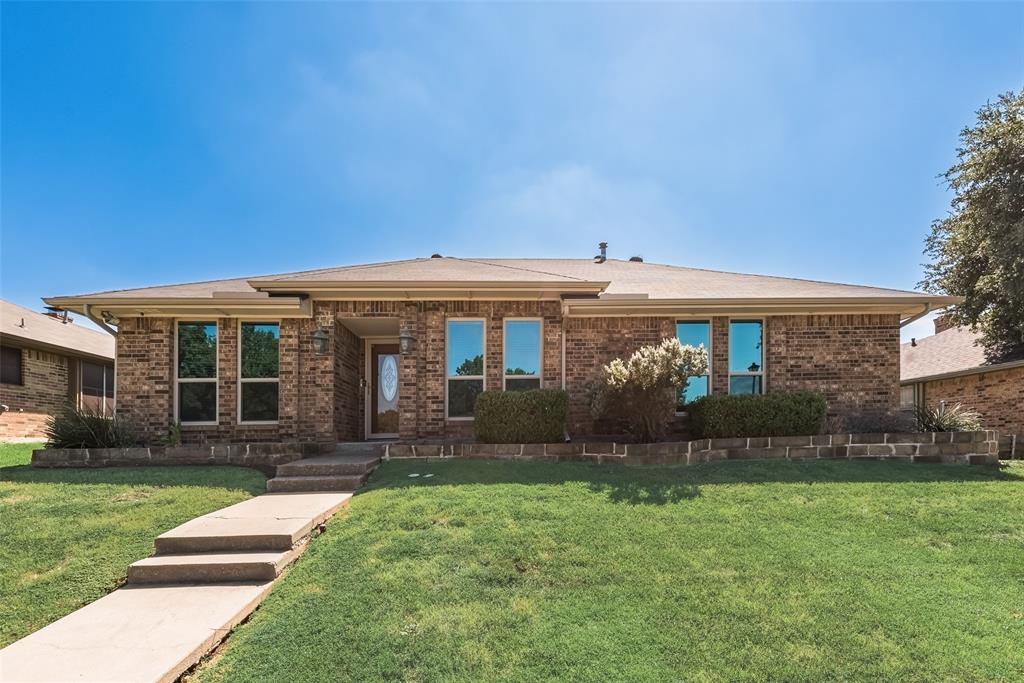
(1, 492, 351, 683)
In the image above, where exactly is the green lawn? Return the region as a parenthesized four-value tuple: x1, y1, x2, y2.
(198, 458, 1024, 683)
(0, 442, 266, 646)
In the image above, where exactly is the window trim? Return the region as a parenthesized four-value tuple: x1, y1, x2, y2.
(237, 320, 281, 425)
(445, 317, 486, 421)
(0, 345, 23, 386)
(174, 319, 219, 426)
(502, 318, 543, 391)
(727, 317, 766, 395)
(675, 319, 712, 414)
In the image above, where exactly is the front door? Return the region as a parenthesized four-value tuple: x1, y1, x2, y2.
(369, 343, 400, 437)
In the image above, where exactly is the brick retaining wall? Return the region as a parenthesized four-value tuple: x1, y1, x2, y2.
(382, 431, 999, 467)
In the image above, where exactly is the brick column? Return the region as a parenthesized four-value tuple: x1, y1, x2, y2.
(294, 304, 336, 444)
(115, 317, 174, 442)
(398, 303, 420, 440)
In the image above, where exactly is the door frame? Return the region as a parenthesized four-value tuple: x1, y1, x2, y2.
(363, 337, 400, 439)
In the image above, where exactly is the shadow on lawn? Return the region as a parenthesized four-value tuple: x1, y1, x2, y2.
(363, 458, 1024, 505)
(0, 464, 267, 493)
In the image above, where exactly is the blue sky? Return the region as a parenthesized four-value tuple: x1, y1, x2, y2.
(2, 2, 1021, 342)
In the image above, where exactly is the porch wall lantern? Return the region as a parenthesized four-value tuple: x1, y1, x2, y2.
(311, 327, 331, 356)
(399, 326, 417, 355)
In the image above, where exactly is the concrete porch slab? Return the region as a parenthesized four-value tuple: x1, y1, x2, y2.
(0, 582, 273, 683)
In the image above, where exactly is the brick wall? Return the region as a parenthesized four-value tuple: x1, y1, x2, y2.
(767, 314, 900, 420)
(919, 365, 1024, 439)
(0, 346, 69, 439)
(111, 306, 904, 444)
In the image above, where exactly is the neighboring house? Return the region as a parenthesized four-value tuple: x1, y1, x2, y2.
(901, 317, 1023, 458)
(43, 252, 956, 444)
(0, 299, 116, 440)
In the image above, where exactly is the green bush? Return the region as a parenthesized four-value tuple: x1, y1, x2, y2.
(915, 402, 982, 432)
(688, 391, 827, 439)
(45, 404, 138, 449)
(474, 389, 568, 443)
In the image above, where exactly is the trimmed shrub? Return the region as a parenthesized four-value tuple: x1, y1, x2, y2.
(45, 403, 138, 449)
(588, 338, 708, 442)
(688, 391, 827, 439)
(915, 402, 982, 432)
(474, 389, 568, 443)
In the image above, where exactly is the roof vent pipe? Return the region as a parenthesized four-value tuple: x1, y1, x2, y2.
(629, 255, 643, 263)
(594, 241, 608, 263)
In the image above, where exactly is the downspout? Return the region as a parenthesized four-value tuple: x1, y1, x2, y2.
(899, 303, 935, 328)
(83, 304, 118, 413)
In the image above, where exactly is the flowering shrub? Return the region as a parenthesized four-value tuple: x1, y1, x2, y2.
(589, 338, 708, 442)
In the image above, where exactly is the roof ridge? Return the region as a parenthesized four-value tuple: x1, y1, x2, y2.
(258, 257, 430, 282)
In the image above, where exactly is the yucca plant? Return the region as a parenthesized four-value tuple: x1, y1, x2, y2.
(914, 402, 983, 433)
(45, 403, 138, 449)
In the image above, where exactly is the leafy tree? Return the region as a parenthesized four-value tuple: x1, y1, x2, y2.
(241, 324, 279, 378)
(455, 354, 483, 376)
(921, 90, 1024, 360)
(177, 323, 217, 378)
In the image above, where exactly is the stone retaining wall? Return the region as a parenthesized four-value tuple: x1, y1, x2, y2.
(31, 442, 331, 477)
(382, 431, 999, 467)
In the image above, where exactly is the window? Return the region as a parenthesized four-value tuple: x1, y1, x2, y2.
(729, 320, 764, 394)
(177, 321, 218, 424)
(676, 321, 710, 408)
(239, 322, 280, 423)
(80, 361, 115, 416)
(446, 319, 484, 418)
(1, 346, 22, 385)
(504, 319, 541, 391)
(900, 384, 918, 411)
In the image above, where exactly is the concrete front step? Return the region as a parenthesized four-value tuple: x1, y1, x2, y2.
(155, 492, 351, 554)
(266, 474, 365, 492)
(128, 549, 301, 584)
(277, 453, 381, 477)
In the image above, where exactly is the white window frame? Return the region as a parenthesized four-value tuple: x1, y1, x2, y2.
(727, 317, 766, 395)
(502, 318, 543, 390)
(445, 317, 486, 421)
(237, 320, 281, 425)
(675, 318, 712, 414)
(174, 319, 219, 426)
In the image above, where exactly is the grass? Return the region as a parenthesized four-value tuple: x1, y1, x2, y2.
(0, 442, 266, 646)
(197, 458, 1024, 683)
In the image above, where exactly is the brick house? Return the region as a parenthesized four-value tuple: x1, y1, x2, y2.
(901, 317, 1023, 458)
(43, 255, 955, 444)
(1, 299, 116, 440)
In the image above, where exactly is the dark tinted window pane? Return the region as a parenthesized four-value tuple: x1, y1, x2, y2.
(729, 321, 763, 373)
(104, 366, 115, 398)
(729, 376, 763, 395)
(241, 323, 280, 379)
(179, 382, 217, 422)
(82, 362, 105, 397)
(1, 346, 22, 385)
(448, 379, 483, 417)
(505, 321, 540, 376)
(241, 382, 279, 422)
(505, 377, 541, 392)
(447, 321, 484, 377)
(178, 322, 217, 379)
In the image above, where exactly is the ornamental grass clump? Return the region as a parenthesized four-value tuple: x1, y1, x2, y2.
(45, 403, 138, 449)
(915, 402, 983, 432)
(589, 338, 708, 442)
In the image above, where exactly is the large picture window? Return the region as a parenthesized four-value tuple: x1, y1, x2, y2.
(239, 322, 280, 423)
(676, 321, 710, 407)
(80, 361, 115, 416)
(177, 321, 218, 424)
(729, 320, 764, 394)
(1, 346, 22, 385)
(447, 319, 484, 418)
(504, 319, 541, 391)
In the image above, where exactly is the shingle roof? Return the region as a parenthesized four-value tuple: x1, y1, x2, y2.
(0, 299, 115, 360)
(52, 257, 932, 301)
(900, 326, 1022, 381)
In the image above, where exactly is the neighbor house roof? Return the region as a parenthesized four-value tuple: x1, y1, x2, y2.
(901, 326, 1024, 383)
(0, 299, 115, 362)
(43, 256, 959, 321)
